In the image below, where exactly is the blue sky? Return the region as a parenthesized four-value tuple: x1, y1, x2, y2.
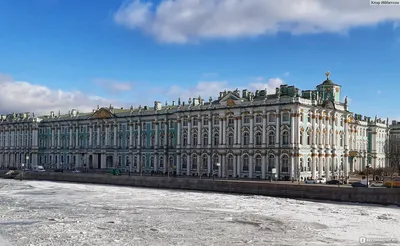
(0, 0, 399, 120)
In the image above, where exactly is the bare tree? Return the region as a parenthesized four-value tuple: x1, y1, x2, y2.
(385, 136, 400, 173)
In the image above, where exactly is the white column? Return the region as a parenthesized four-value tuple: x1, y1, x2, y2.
(51, 128, 55, 147)
(188, 120, 192, 146)
(129, 123, 134, 146)
(237, 117, 242, 145)
(155, 122, 159, 147)
(75, 127, 79, 147)
(208, 117, 212, 146)
(57, 128, 61, 147)
(275, 112, 280, 146)
(113, 124, 117, 147)
(222, 154, 226, 178)
(262, 114, 267, 146)
(176, 155, 181, 175)
(187, 155, 191, 175)
(96, 125, 100, 146)
(89, 126, 93, 147)
(197, 116, 202, 146)
(261, 155, 266, 179)
(177, 120, 181, 147)
(234, 118, 238, 145)
(218, 155, 222, 177)
(291, 113, 295, 147)
(312, 153, 316, 179)
(236, 155, 240, 177)
(69, 126, 73, 147)
(249, 114, 254, 145)
(219, 117, 223, 145)
(222, 118, 226, 146)
(137, 123, 141, 146)
(249, 155, 253, 178)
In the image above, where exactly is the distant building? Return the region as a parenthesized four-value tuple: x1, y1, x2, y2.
(0, 72, 390, 180)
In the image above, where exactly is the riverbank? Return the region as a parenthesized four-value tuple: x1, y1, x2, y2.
(6, 171, 400, 206)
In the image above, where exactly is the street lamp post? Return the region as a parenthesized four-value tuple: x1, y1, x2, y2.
(366, 164, 371, 188)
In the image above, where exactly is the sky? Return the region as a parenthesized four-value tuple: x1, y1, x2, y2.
(0, 0, 399, 121)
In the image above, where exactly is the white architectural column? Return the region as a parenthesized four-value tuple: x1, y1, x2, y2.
(291, 113, 296, 147)
(155, 122, 159, 147)
(222, 118, 226, 146)
(69, 126, 73, 147)
(249, 114, 254, 145)
(51, 128, 55, 147)
(177, 120, 181, 147)
(154, 155, 158, 171)
(222, 154, 226, 178)
(237, 117, 242, 145)
(96, 125, 100, 146)
(57, 128, 61, 147)
(262, 114, 267, 146)
(218, 155, 222, 177)
(207, 155, 211, 175)
(312, 111, 317, 146)
(312, 153, 316, 179)
(187, 155, 191, 175)
(113, 124, 117, 147)
(89, 126, 93, 147)
(129, 123, 134, 147)
(275, 155, 280, 178)
(234, 118, 238, 145)
(261, 155, 266, 179)
(176, 155, 180, 175)
(235, 155, 240, 177)
(188, 120, 192, 146)
(137, 123, 141, 147)
(249, 155, 253, 178)
(197, 115, 202, 146)
(219, 116, 223, 145)
(275, 112, 280, 146)
(208, 116, 212, 146)
(290, 153, 295, 179)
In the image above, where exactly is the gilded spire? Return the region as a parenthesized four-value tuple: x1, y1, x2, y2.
(325, 71, 330, 79)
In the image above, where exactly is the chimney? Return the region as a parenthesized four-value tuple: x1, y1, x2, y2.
(242, 89, 248, 98)
(50, 111, 54, 118)
(154, 101, 162, 110)
(193, 98, 199, 106)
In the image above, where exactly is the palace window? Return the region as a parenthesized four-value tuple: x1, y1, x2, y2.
(228, 117, 234, 125)
(282, 112, 290, 122)
(203, 118, 209, 126)
(227, 155, 234, 170)
(281, 156, 289, 172)
(192, 134, 198, 146)
(255, 132, 262, 146)
(182, 155, 187, 169)
(242, 155, 249, 171)
(243, 116, 250, 124)
(150, 156, 154, 168)
(203, 134, 208, 146)
(307, 132, 311, 145)
(243, 132, 250, 145)
(228, 133, 234, 146)
(213, 133, 219, 146)
(256, 115, 262, 123)
(182, 134, 188, 146)
(192, 155, 197, 169)
(282, 131, 289, 145)
(268, 132, 274, 145)
(269, 114, 276, 123)
(193, 118, 198, 126)
(300, 132, 304, 145)
(268, 155, 275, 172)
(159, 157, 164, 168)
(213, 117, 219, 126)
(169, 134, 174, 146)
(150, 135, 155, 147)
(255, 156, 262, 172)
(183, 119, 188, 127)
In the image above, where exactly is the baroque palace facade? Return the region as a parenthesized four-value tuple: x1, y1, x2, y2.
(0, 73, 390, 180)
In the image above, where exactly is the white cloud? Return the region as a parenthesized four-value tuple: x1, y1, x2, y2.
(162, 77, 285, 102)
(93, 79, 134, 94)
(114, 0, 400, 43)
(0, 74, 124, 116)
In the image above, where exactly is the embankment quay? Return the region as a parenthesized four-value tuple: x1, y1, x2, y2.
(3, 172, 399, 206)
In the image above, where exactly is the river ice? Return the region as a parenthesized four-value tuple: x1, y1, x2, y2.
(0, 180, 399, 246)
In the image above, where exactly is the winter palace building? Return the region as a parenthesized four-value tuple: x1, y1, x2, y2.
(0, 72, 390, 180)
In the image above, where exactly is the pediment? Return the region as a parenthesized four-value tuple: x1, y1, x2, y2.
(91, 108, 116, 119)
(219, 92, 242, 106)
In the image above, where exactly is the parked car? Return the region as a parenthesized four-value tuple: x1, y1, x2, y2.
(305, 179, 316, 184)
(326, 180, 343, 185)
(371, 181, 384, 187)
(71, 169, 81, 173)
(54, 169, 64, 172)
(316, 178, 326, 184)
(351, 182, 367, 188)
(33, 166, 45, 172)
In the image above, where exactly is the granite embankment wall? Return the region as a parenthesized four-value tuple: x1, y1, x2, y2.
(9, 172, 400, 206)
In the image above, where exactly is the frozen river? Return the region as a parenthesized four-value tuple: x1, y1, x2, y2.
(0, 180, 399, 246)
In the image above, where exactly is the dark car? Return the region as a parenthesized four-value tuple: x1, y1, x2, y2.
(54, 169, 64, 173)
(351, 182, 367, 188)
(326, 180, 343, 185)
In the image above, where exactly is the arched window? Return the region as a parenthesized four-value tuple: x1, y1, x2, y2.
(243, 132, 250, 145)
(213, 155, 219, 171)
(268, 154, 275, 171)
(192, 134, 198, 146)
(169, 156, 174, 170)
(213, 133, 219, 146)
(340, 135, 343, 147)
(228, 133, 234, 146)
(203, 134, 208, 146)
(255, 132, 262, 145)
(159, 156, 164, 168)
(281, 155, 289, 172)
(300, 158, 304, 172)
(192, 155, 197, 169)
(141, 156, 146, 168)
(268, 132, 274, 145)
(227, 155, 234, 170)
(151, 135, 155, 147)
(160, 135, 164, 146)
(202, 155, 208, 169)
(141, 134, 146, 147)
(300, 132, 304, 145)
(255, 155, 262, 171)
(307, 131, 311, 145)
(182, 155, 187, 169)
(282, 131, 289, 145)
(150, 156, 154, 168)
(242, 155, 249, 171)
(182, 134, 188, 146)
(169, 134, 174, 146)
